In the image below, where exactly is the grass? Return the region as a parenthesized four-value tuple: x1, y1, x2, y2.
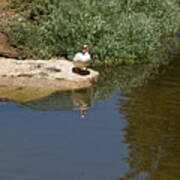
(5, 0, 180, 64)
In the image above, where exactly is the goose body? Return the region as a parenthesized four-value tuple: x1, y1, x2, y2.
(73, 45, 91, 69)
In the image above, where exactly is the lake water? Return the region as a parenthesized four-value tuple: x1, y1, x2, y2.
(0, 58, 180, 180)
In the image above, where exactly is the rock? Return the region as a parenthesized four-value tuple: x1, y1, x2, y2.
(0, 58, 99, 91)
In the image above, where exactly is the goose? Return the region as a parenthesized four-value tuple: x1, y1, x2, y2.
(73, 45, 91, 72)
(72, 89, 91, 118)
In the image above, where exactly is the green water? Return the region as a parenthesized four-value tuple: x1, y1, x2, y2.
(0, 59, 180, 180)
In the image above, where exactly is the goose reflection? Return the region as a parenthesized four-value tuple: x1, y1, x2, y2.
(72, 89, 91, 118)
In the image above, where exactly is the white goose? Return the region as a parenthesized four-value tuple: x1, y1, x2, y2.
(73, 45, 91, 71)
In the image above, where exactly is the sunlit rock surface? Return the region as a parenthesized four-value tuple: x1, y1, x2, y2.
(0, 58, 99, 102)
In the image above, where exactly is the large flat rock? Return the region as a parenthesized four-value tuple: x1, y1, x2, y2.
(0, 58, 99, 92)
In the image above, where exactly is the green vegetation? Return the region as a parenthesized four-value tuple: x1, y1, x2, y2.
(6, 0, 180, 64)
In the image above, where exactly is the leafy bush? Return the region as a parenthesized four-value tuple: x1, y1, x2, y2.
(6, 0, 180, 63)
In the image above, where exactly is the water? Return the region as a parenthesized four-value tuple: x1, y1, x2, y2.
(0, 59, 180, 180)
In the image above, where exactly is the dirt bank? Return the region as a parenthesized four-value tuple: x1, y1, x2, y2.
(0, 0, 21, 57)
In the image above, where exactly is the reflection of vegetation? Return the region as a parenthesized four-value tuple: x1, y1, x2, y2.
(118, 59, 180, 180)
(6, 0, 180, 64)
(89, 62, 163, 100)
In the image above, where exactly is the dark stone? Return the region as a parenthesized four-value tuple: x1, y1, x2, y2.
(72, 67, 90, 76)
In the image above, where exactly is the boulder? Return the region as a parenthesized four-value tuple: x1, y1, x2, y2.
(0, 58, 99, 92)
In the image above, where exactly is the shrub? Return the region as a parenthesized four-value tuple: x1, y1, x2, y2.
(6, 0, 180, 63)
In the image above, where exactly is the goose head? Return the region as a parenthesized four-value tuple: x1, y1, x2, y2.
(82, 45, 88, 54)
